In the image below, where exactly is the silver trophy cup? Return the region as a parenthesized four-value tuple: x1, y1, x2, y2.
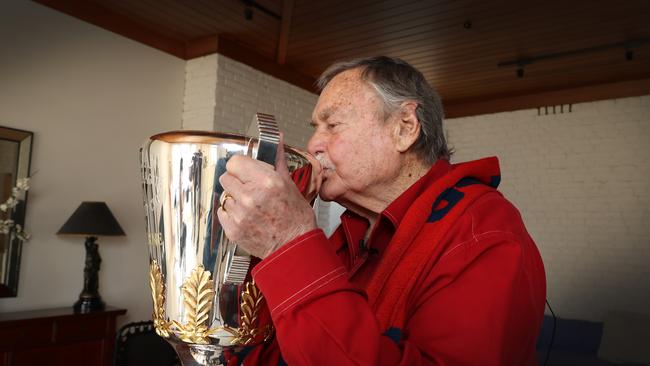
(140, 116, 316, 365)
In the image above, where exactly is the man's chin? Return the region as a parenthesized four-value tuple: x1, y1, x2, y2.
(318, 192, 336, 202)
(317, 185, 342, 202)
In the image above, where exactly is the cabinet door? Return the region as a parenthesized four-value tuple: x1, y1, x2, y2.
(58, 340, 105, 366)
(13, 347, 51, 366)
(57, 316, 107, 343)
(13, 340, 104, 366)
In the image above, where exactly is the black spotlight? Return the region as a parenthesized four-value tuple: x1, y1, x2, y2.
(626, 49, 635, 61)
(517, 67, 525, 78)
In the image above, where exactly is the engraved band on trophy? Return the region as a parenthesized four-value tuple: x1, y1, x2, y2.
(140, 114, 315, 365)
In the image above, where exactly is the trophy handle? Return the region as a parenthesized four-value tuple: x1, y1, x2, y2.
(222, 113, 280, 285)
(223, 245, 251, 285)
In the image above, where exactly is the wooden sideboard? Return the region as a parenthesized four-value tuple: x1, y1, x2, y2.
(0, 307, 126, 366)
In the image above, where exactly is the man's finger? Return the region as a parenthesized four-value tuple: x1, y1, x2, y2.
(275, 132, 291, 180)
(225, 154, 273, 183)
(216, 188, 245, 229)
(217, 205, 236, 239)
(219, 173, 245, 200)
(246, 138, 254, 158)
(302, 152, 323, 200)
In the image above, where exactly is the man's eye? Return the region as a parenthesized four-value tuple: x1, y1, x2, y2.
(327, 123, 339, 129)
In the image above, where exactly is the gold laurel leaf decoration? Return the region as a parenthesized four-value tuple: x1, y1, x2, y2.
(173, 265, 216, 344)
(149, 260, 171, 338)
(230, 281, 273, 346)
(220, 325, 239, 336)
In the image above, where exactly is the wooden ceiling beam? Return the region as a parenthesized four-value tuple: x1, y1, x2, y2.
(215, 35, 316, 93)
(186, 35, 317, 94)
(35, 0, 315, 94)
(31, 0, 650, 106)
(184, 35, 219, 59)
(444, 78, 650, 118)
(276, 0, 295, 64)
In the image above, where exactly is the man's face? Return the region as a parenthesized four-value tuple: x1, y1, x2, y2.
(307, 69, 400, 206)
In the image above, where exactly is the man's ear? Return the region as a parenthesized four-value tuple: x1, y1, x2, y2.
(393, 101, 421, 153)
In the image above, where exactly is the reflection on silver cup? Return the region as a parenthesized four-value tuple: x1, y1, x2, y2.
(140, 130, 314, 365)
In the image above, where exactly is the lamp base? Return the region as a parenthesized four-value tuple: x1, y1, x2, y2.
(74, 236, 105, 313)
(74, 295, 105, 313)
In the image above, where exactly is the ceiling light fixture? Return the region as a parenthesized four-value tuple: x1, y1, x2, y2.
(498, 38, 649, 78)
(241, 0, 281, 21)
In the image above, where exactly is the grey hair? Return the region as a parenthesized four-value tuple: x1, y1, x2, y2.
(317, 56, 451, 164)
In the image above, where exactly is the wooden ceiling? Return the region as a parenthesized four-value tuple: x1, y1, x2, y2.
(34, 0, 650, 117)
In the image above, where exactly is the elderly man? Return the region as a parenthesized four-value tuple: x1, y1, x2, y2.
(217, 56, 546, 365)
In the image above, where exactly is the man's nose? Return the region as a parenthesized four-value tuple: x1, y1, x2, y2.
(307, 131, 325, 156)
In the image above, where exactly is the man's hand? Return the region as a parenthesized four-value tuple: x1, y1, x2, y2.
(217, 136, 320, 259)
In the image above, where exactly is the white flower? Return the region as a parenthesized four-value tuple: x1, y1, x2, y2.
(17, 232, 30, 241)
(0, 220, 10, 234)
(0, 178, 32, 242)
(4, 197, 17, 209)
(14, 224, 30, 241)
(15, 178, 30, 191)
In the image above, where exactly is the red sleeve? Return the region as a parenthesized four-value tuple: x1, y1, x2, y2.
(252, 202, 545, 365)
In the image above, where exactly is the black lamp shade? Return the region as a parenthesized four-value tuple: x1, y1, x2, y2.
(57, 202, 125, 236)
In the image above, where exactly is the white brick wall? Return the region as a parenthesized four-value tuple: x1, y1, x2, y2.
(445, 95, 650, 321)
(182, 54, 317, 148)
(214, 56, 317, 148)
(181, 55, 218, 130)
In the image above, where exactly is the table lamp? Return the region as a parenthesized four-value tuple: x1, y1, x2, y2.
(57, 201, 125, 312)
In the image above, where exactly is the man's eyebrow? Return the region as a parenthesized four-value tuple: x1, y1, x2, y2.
(318, 107, 334, 121)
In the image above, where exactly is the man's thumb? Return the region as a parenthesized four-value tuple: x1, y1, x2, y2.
(275, 132, 290, 178)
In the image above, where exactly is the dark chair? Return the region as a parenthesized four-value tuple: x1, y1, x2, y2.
(114, 320, 180, 366)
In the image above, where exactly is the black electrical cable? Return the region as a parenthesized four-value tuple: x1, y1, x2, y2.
(543, 299, 557, 366)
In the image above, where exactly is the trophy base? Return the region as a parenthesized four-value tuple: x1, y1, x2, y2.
(171, 341, 226, 366)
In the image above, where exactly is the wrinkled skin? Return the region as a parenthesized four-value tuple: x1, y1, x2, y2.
(217, 136, 321, 259)
(306, 69, 408, 218)
(218, 68, 424, 258)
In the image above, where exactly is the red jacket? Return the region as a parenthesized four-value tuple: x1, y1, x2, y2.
(244, 157, 546, 365)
